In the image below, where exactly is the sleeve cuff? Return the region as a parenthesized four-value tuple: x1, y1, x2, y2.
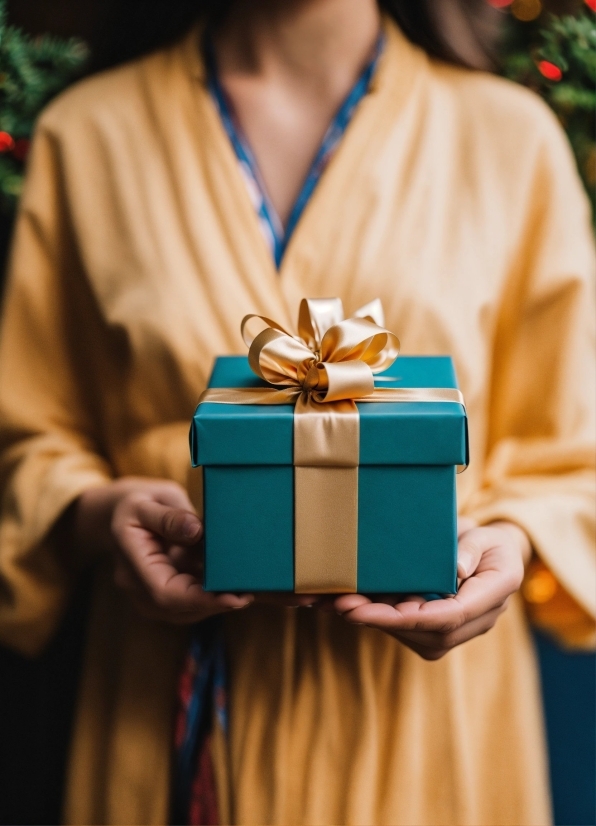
(0, 453, 112, 656)
(464, 494, 596, 650)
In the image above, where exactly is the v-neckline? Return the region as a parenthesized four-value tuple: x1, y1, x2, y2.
(179, 18, 420, 310)
(204, 31, 385, 269)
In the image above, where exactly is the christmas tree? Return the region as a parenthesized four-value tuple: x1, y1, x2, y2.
(0, 0, 87, 213)
(499, 0, 596, 216)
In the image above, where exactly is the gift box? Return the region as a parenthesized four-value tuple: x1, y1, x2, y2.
(191, 348, 468, 595)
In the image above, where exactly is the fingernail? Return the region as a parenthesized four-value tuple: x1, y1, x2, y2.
(458, 554, 472, 578)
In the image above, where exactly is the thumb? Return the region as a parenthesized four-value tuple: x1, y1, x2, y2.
(457, 528, 485, 580)
(135, 499, 203, 545)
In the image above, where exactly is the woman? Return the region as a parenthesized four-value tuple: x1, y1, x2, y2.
(0, 1, 594, 824)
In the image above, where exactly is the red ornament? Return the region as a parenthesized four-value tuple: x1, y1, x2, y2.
(538, 60, 563, 81)
(12, 138, 30, 161)
(584, 0, 596, 11)
(0, 131, 15, 152)
(486, 0, 513, 6)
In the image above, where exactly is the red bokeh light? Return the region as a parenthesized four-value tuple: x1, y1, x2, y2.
(584, 0, 596, 11)
(0, 131, 15, 152)
(538, 60, 563, 81)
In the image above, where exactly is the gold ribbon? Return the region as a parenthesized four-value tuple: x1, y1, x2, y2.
(198, 298, 465, 593)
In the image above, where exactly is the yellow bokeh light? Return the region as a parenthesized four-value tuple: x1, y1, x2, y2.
(523, 569, 557, 604)
(511, 0, 543, 21)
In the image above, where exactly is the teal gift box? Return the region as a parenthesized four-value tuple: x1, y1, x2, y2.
(190, 355, 468, 594)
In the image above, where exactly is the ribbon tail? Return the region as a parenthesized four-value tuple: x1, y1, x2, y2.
(293, 394, 359, 593)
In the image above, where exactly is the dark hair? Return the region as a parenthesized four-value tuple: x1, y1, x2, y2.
(91, 0, 500, 73)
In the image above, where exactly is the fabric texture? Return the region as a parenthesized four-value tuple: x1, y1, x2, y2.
(0, 17, 594, 826)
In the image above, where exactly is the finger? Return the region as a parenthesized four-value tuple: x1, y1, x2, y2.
(457, 529, 485, 579)
(117, 478, 199, 515)
(448, 546, 522, 622)
(114, 553, 210, 621)
(132, 559, 254, 615)
(390, 604, 507, 654)
(334, 594, 373, 613)
(134, 499, 203, 545)
(340, 600, 435, 629)
(339, 549, 516, 633)
(128, 590, 254, 624)
(168, 543, 204, 577)
(155, 486, 197, 513)
(457, 516, 476, 538)
(339, 596, 464, 633)
(117, 538, 205, 593)
(163, 589, 256, 616)
(117, 520, 249, 612)
(113, 498, 251, 614)
(335, 593, 421, 615)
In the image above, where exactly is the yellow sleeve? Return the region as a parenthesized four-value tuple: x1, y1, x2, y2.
(0, 123, 112, 656)
(466, 111, 596, 649)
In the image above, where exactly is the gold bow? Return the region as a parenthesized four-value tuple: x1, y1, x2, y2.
(198, 298, 465, 593)
(241, 297, 399, 403)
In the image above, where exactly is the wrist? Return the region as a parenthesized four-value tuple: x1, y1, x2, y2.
(490, 521, 533, 568)
(70, 484, 116, 556)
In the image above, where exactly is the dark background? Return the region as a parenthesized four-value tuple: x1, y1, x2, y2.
(0, 2, 594, 824)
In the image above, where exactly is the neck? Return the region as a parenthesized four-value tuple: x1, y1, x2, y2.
(214, 0, 381, 96)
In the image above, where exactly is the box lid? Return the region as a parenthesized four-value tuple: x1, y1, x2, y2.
(191, 356, 467, 467)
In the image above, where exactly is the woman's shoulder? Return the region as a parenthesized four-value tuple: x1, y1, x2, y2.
(36, 39, 188, 141)
(411, 56, 591, 231)
(428, 60, 577, 176)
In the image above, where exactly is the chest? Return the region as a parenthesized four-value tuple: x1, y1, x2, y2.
(69, 97, 511, 409)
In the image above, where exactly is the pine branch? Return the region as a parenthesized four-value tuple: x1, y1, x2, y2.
(502, 7, 596, 218)
(0, 0, 88, 213)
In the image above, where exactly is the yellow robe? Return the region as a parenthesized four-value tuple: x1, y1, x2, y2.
(1, 19, 594, 826)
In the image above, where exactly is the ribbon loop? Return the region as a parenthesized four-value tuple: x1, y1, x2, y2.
(298, 297, 345, 351)
(351, 297, 385, 327)
(241, 313, 295, 348)
(320, 317, 399, 372)
(249, 327, 313, 386)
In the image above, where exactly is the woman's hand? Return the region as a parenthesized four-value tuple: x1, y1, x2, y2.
(334, 519, 531, 660)
(72, 477, 254, 623)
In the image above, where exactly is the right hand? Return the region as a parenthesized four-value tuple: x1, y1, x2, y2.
(72, 477, 254, 623)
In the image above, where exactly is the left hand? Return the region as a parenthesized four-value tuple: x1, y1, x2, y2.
(334, 519, 531, 660)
